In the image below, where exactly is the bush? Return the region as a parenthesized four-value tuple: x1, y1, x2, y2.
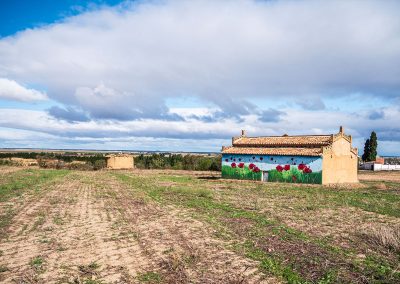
(0, 159, 13, 166)
(93, 160, 106, 170)
(66, 162, 93, 171)
(135, 154, 221, 171)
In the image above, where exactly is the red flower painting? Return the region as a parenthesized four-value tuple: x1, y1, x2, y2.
(276, 165, 283, 172)
(284, 164, 290, 171)
(231, 162, 237, 168)
(298, 164, 306, 170)
(249, 163, 255, 169)
(253, 166, 260, 173)
(238, 162, 245, 168)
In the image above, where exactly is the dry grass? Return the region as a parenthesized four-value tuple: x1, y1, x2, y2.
(114, 169, 400, 283)
(2, 167, 400, 283)
(0, 169, 269, 283)
(362, 225, 400, 253)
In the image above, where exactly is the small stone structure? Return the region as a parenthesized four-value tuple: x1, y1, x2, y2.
(221, 126, 358, 184)
(106, 154, 134, 169)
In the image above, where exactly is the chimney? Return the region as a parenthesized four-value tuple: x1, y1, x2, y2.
(241, 129, 246, 137)
(339, 126, 344, 134)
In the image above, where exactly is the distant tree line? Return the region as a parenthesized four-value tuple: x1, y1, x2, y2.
(362, 131, 378, 162)
(0, 152, 106, 163)
(134, 154, 221, 171)
(0, 152, 222, 171)
(0, 152, 107, 170)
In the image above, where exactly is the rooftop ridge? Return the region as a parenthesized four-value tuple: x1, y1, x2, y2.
(235, 134, 332, 138)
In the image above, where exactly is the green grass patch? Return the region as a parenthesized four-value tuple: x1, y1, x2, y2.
(237, 241, 308, 284)
(137, 271, 162, 283)
(30, 256, 45, 273)
(53, 215, 64, 225)
(0, 168, 69, 202)
(229, 181, 400, 218)
(361, 255, 400, 282)
(158, 175, 194, 183)
(83, 280, 105, 284)
(0, 169, 70, 238)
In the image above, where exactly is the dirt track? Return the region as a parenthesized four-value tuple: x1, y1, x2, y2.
(0, 171, 274, 283)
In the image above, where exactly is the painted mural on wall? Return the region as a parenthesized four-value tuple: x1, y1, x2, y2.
(221, 154, 322, 184)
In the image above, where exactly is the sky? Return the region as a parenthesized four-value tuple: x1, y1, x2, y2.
(0, 0, 399, 154)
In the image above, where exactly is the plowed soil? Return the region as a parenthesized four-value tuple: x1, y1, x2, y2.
(0, 171, 275, 284)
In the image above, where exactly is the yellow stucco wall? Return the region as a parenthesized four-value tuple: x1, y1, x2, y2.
(106, 156, 134, 169)
(322, 137, 358, 184)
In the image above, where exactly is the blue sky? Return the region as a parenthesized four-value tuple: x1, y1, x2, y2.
(0, 0, 123, 37)
(0, 0, 399, 154)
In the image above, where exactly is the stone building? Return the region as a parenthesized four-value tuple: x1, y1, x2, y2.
(106, 154, 134, 169)
(221, 127, 358, 184)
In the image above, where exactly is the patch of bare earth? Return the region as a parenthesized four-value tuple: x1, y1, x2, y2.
(97, 173, 278, 283)
(358, 170, 400, 182)
(0, 173, 151, 283)
(0, 171, 278, 283)
(0, 166, 23, 175)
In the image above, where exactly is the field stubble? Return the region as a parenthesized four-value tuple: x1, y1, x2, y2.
(0, 167, 399, 283)
(0, 168, 272, 283)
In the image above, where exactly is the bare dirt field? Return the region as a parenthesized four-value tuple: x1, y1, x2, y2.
(358, 170, 400, 182)
(0, 167, 399, 283)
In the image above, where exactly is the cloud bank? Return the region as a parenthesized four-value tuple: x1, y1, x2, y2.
(1, 0, 399, 116)
(0, 0, 399, 154)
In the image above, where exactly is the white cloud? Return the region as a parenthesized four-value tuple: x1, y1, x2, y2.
(0, 106, 399, 154)
(0, 0, 399, 153)
(0, 0, 399, 117)
(0, 78, 47, 102)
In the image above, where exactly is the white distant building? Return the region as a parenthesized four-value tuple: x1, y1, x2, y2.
(359, 157, 400, 171)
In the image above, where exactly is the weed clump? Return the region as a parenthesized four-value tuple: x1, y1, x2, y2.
(29, 256, 45, 273)
(362, 225, 400, 253)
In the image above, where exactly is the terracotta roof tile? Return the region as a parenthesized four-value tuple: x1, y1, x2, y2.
(233, 135, 332, 147)
(222, 146, 323, 156)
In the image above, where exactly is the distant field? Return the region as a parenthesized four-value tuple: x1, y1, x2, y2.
(0, 167, 399, 283)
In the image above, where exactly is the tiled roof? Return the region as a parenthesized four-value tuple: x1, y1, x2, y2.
(222, 146, 323, 156)
(233, 135, 332, 147)
(105, 154, 133, 158)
